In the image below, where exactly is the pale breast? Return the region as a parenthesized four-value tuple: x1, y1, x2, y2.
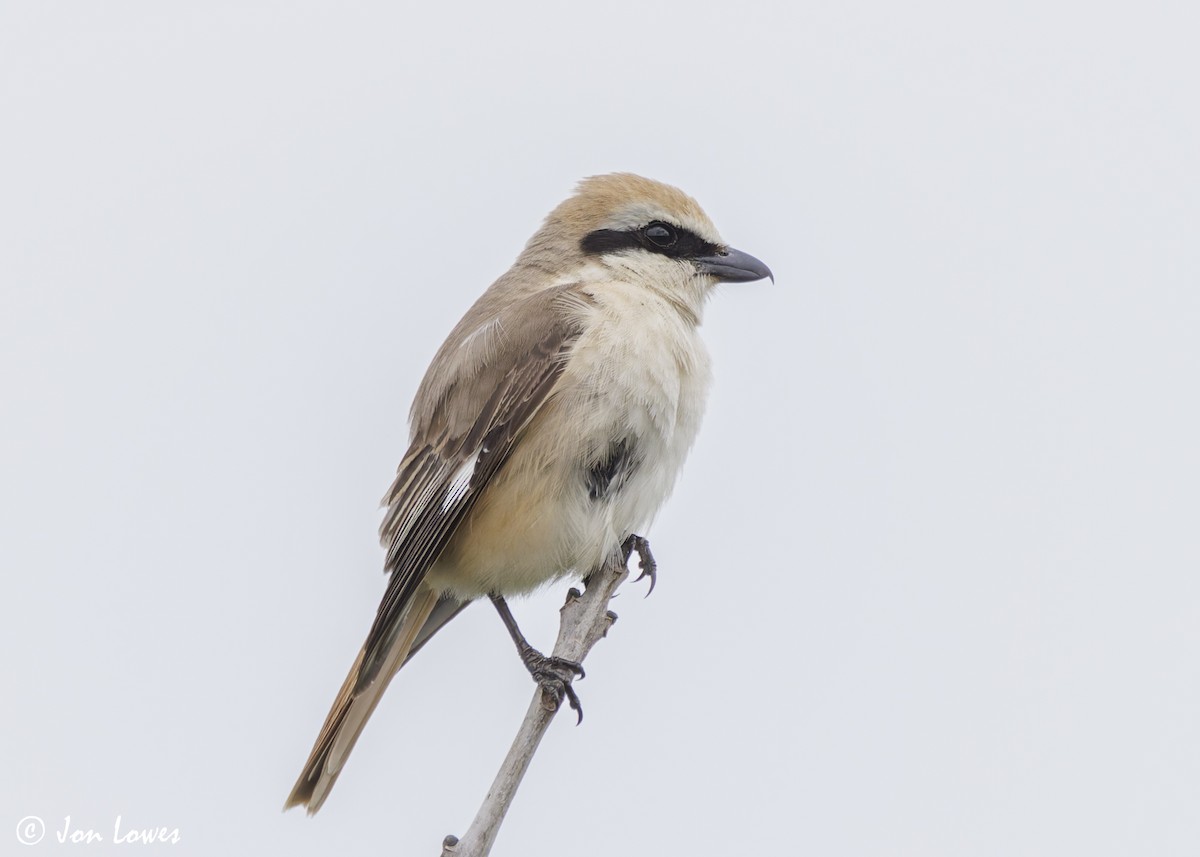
(427, 281, 712, 599)
(563, 282, 712, 536)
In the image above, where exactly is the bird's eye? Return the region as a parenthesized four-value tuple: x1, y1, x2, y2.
(643, 222, 677, 248)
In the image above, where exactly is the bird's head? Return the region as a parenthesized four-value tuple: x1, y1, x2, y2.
(521, 173, 772, 310)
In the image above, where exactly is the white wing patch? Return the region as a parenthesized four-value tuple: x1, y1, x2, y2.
(441, 450, 481, 513)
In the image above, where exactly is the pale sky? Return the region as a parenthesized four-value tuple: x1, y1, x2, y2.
(3, 2, 1198, 855)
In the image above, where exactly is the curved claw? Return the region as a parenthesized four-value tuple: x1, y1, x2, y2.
(525, 652, 586, 724)
(533, 666, 584, 724)
(622, 534, 658, 597)
(560, 682, 583, 725)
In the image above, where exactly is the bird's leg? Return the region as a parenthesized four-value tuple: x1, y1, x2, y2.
(489, 594, 585, 723)
(622, 533, 657, 596)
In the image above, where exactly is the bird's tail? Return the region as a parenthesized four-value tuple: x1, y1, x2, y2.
(284, 587, 440, 814)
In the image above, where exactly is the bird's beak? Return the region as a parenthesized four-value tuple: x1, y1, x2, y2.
(694, 247, 774, 283)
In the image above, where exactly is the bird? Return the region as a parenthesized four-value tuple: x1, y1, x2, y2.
(285, 172, 772, 813)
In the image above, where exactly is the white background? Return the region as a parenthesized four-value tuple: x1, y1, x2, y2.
(3, 2, 1197, 855)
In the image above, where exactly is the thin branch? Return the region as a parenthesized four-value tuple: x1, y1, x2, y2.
(440, 550, 631, 857)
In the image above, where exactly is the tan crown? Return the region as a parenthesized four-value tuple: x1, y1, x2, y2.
(524, 173, 725, 258)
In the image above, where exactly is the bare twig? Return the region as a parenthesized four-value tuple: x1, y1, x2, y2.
(439, 550, 631, 857)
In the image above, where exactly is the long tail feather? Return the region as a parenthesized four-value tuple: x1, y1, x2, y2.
(284, 587, 440, 814)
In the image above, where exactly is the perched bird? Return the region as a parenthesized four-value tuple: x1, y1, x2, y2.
(285, 173, 771, 813)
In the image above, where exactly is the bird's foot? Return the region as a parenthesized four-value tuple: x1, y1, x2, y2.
(519, 644, 585, 723)
(622, 533, 657, 596)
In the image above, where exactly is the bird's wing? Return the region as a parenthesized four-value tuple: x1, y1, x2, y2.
(286, 287, 586, 813)
(358, 286, 584, 691)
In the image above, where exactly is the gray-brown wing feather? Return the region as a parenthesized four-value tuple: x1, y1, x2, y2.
(355, 309, 580, 691)
(403, 595, 470, 666)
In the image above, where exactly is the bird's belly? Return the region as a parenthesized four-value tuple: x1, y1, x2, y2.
(426, 288, 712, 600)
(425, 455, 605, 599)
